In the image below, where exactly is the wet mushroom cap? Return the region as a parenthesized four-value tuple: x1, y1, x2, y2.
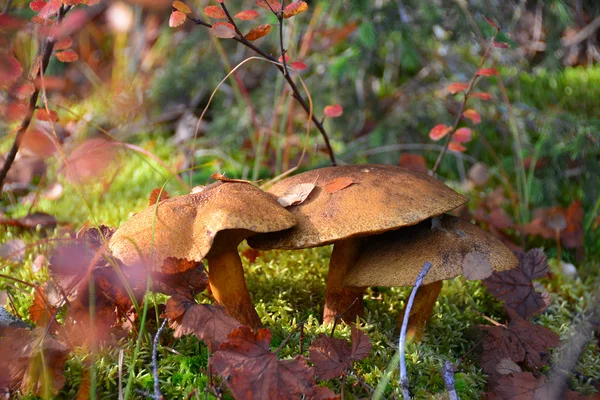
(248, 164, 468, 250)
(109, 182, 296, 271)
(343, 215, 519, 287)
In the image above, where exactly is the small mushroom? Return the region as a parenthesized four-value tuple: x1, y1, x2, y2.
(248, 164, 468, 324)
(109, 181, 296, 328)
(343, 214, 518, 339)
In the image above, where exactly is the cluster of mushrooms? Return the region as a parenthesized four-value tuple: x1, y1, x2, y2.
(109, 164, 518, 337)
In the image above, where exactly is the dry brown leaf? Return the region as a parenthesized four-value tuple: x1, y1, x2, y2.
(148, 188, 170, 206)
(277, 183, 316, 207)
(245, 24, 272, 41)
(323, 177, 354, 194)
(462, 251, 493, 280)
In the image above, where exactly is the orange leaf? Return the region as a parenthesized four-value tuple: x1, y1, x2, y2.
(14, 83, 35, 99)
(477, 67, 499, 77)
(447, 82, 469, 94)
(234, 10, 259, 20)
(428, 124, 452, 141)
(324, 177, 354, 193)
(39, 0, 62, 19)
(324, 104, 343, 118)
(36, 109, 59, 122)
(245, 24, 271, 41)
(204, 5, 226, 19)
(173, 0, 191, 14)
(483, 16, 497, 28)
(0, 55, 22, 84)
(283, 1, 308, 19)
(453, 127, 472, 143)
(278, 54, 290, 63)
(169, 10, 186, 27)
(463, 109, 481, 124)
(54, 37, 73, 50)
(255, 0, 281, 12)
(471, 92, 491, 100)
(212, 22, 236, 39)
(494, 42, 510, 48)
(30, 1, 47, 12)
(448, 141, 466, 153)
(290, 61, 307, 70)
(55, 49, 78, 62)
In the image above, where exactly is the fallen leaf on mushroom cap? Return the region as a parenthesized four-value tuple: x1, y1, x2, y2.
(479, 308, 559, 376)
(148, 188, 170, 206)
(165, 295, 240, 352)
(483, 248, 551, 319)
(0, 212, 57, 230)
(462, 251, 493, 280)
(0, 239, 26, 262)
(211, 326, 337, 400)
(210, 173, 256, 184)
(323, 177, 355, 194)
(277, 182, 316, 207)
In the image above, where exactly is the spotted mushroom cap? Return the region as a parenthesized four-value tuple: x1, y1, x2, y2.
(343, 215, 519, 287)
(109, 182, 296, 271)
(248, 164, 468, 250)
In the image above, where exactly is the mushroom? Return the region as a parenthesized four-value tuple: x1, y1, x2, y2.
(343, 214, 518, 338)
(109, 181, 296, 328)
(248, 164, 468, 324)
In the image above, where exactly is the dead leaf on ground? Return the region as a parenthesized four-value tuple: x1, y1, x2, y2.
(277, 183, 316, 207)
(323, 177, 355, 194)
(483, 248, 551, 319)
(489, 372, 588, 400)
(29, 286, 59, 332)
(241, 248, 261, 263)
(0, 212, 57, 230)
(479, 308, 559, 375)
(165, 295, 240, 352)
(0, 239, 26, 262)
(211, 326, 337, 399)
(151, 259, 208, 299)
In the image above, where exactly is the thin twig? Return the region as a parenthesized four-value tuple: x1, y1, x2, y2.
(188, 8, 337, 166)
(442, 361, 459, 400)
(0, 5, 71, 194)
(330, 297, 359, 337)
(431, 28, 500, 174)
(350, 366, 374, 395)
(398, 261, 433, 400)
(153, 318, 168, 400)
(275, 320, 307, 354)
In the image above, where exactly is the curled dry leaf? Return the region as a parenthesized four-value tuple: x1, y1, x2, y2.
(277, 182, 316, 207)
(283, 1, 308, 19)
(323, 177, 354, 194)
(447, 82, 469, 94)
(210, 172, 255, 184)
(479, 308, 559, 375)
(463, 109, 481, 124)
(165, 295, 239, 352)
(148, 187, 170, 206)
(169, 10, 186, 27)
(204, 5, 226, 19)
(323, 104, 343, 118)
(211, 326, 336, 399)
(245, 24, 272, 41)
(212, 22, 237, 38)
(234, 10, 260, 20)
(429, 124, 452, 141)
(172, 0, 191, 14)
(483, 248, 550, 319)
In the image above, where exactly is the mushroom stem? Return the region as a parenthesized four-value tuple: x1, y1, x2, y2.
(396, 280, 443, 341)
(323, 238, 366, 324)
(206, 251, 262, 329)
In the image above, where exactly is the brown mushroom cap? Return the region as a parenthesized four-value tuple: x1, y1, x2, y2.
(248, 164, 468, 249)
(109, 182, 296, 271)
(343, 215, 519, 287)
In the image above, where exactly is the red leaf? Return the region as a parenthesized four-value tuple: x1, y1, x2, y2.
(30, 1, 47, 12)
(234, 10, 259, 20)
(204, 5, 226, 19)
(463, 109, 481, 124)
(483, 249, 551, 319)
(54, 37, 73, 50)
(148, 187, 170, 206)
(483, 16, 498, 28)
(172, 1, 191, 14)
(4, 102, 28, 121)
(256, 0, 282, 12)
(290, 61, 307, 70)
(211, 326, 332, 399)
(453, 127, 472, 143)
(278, 54, 290, 63)
(471, 92, 492, 100)
(323, 177, 354, 194)
(21, 128, 57, 157)
(55, 49, 78, 62)
(283, 1, 308, 19)
(165, 295, 239, 352)
(245, 24, 271, 41)
(447, 82, 469, 94)
(309, 334, 352, 380)
(399, 153, 428, 174)
(448, 141, 466, 153)
(49, 9, 89, 40)
(14, 83, 36, 99)
(0, 55, 22, 84)
(211, 21, 236, 38)
(169, 10, 186, 27)
(562, 200, 584, 250)
(428, 124, 452, 141)
(477, 67, 499, 77)
(324, 104, 343, 118)
(350, 326, 372, 361)
(36, 109, 59, 122)
(494, 41, 510, 49)
(38, 0, 62, 19)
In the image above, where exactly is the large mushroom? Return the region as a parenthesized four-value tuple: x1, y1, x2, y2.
(248, 164, 468, 324)
(109, 181, 296, 328)
(343, 214, 518, 339)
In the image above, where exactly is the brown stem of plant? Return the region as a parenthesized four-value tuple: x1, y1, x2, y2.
(0, 5, 70, 195)
(189, 9, 337, 166)
(431, 27, 500, 175)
